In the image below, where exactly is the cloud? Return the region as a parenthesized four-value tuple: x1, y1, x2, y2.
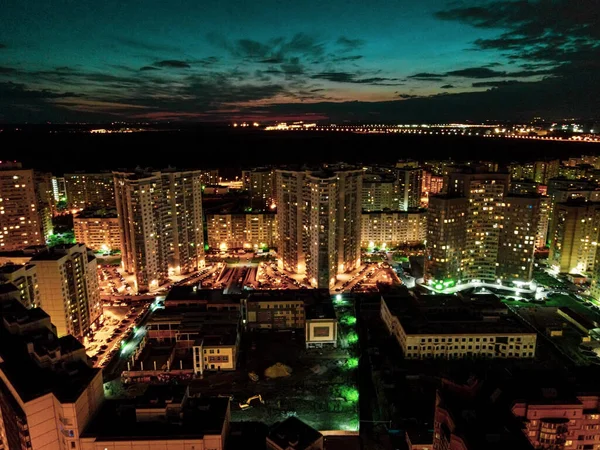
(0, 66, 17, 74)
(440, 84, 455, 89)
(0, 44, 6, 50)
(397, 93, 418, 99)
(409, 66, 551, 80)
(336, 36, 365, 50)
(472, 80, 526, 88)
(435, 0, 600, 76)
(112, 37, 180, 53)
(312, 71, 403, 85)
(153, 60, 191, 69)
(332, 55, 363, 62)
(140, 66, 160, 71)
(408, 72, 445, 80)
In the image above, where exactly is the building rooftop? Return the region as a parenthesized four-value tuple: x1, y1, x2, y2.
(438, 386, 534, 450)
(382, 294, 532, 335)
(1, 300, 50, 326)
(165, 286, 241, 304)
(82, 397, 229, 441)
(267, 416, 323, 450)
(305, 301, 336, 321)
(247, 289, 331, 305)
(0, 263, 33, 275)
(0, 300, 99, 404)
(75, 208, 118, 219)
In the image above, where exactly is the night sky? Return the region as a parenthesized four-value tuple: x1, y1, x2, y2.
(1, 0, 598, 123)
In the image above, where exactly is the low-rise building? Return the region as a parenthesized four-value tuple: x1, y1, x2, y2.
(381, 292, 537, 360)
(80, 387, 230, 450)
(305, 301, 338, 349)
(147, 287, 241, 375)
(73, 208, 121, 252)
(0, 263, 39, 308)
(0, 299, 104, 450)
(361, 210, 427, 249)
(267, 416, 324, 450)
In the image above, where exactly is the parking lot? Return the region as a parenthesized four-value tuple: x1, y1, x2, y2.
(256, 262, 308, 289)
(86, 303, 150, 369)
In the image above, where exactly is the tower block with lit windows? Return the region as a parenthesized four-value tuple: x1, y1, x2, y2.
(276, 166, 362, 289)
(114, 169, 204, 293)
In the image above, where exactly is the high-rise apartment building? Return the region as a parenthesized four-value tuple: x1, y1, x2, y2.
(114, 169, 205, 292)
(533, 159, 560, 184)
(206, 212, 277, 250)
(245, 168, 276, 210)
(30, 244, 101, 338)
(74, 209, 122, 252)
(0, 299, 104, 450)
(362, 173, 400, 211)
(536, 196, 551, 248)
(0, 161, 44, 251)
(0, 263, 39, 308)
(64, 172, 116, 210)
(448, 171, 510, 282)
(276, 166, 362, 288)
(549, 200, 600, 274)
(361, 211, 427, 249)
(34, 171, 55, 240)
(425, 195, 468, 282)
(397, 167, 423, 210)
(497, 195, 540, 281)
(427, 170, 538, 283)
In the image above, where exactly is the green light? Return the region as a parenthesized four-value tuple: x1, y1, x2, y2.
(443, 279, 455, 287)
(340, 386, 359, 403)
(347, 332, 358, 344)
(434, 283, 444, 290)
(341, 315, 357, 326)
(204, 244, 209, 251)
(344, 357, 358, 370)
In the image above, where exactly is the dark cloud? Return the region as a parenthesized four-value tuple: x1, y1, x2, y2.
(312, 72, 403, 85)
(280, 57, 304, 76)
(410, 67, 550, 80)
(113, 37, 180, 53)
(440, 84, 455, 89)
(409, 72, 445, 79)
(153, 60, 191, 69)
(472, 80, 526, 88)
(0, 81, 80, 100)
(0, 66, 17, 74)
(336, 37, 365, 50)
(398, 93, 418, 99)
(0, 44, 6, 50)
(436, 0, 600, 75)
(140, 66, 160, 71)
(332, 55, 363, 62)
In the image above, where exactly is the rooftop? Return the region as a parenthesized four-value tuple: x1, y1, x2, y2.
(0, 300, 99, 404)
(305, 301, 336, 321)
(165, 286, 241, 304)
(82, 397, 229, 441)
(267, 416, 323, 450)
(247, 289, 331, 305)
(0, 263, 34, 275)
(75, 208, 118, 219)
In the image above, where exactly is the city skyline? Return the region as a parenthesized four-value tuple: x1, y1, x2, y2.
(1, 0, 599, 122)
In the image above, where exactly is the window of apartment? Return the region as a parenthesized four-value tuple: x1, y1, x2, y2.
(209, 349, 214, 354)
